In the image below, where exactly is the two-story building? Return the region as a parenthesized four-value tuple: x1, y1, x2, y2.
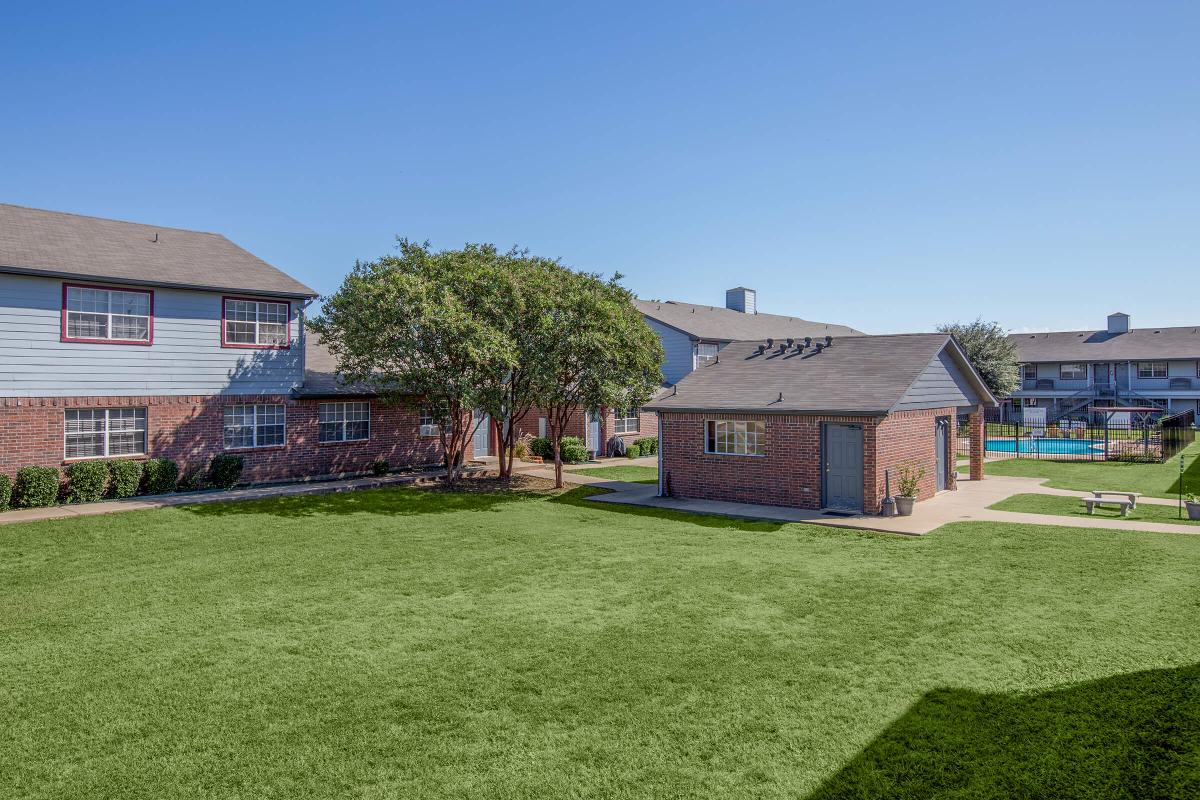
(0, 203, 448, 485)
(1008, 312, 1200, 421)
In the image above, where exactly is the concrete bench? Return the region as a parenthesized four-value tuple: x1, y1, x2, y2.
(1092, 490, 1141, 508)
(1083, 498, 1133, 517)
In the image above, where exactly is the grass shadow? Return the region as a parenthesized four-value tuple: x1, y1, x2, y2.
(807, 663, 1200, 799)
(178, 483, 541, 519)
(552, 486, 786, 532)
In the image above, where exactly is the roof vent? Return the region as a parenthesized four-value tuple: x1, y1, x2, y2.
(814, 342, 825, 353)
(725, 287, 757, 314)
(803, 336, 812, 348)
(765, 338, 774, 348)
(824, 335, 833, 347)
(1107, 312, 1130, 334)
(756, 344, 767, 355)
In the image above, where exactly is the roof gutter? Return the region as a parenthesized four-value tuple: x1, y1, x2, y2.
(0, 264, 317, 301)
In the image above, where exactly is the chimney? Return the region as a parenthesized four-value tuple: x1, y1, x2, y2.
(1107, 312, 1130, 334)
(725, 287, 756, 314)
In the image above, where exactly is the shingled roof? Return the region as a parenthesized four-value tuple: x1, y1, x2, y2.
(298, 334, 376, 397)
(0, 203, 316, 298)
(634, 299, 864, 341)
(1011, 326, 1200, 362)
(645, 333, 995, 415)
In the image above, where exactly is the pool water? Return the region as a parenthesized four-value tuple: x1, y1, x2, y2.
(986, 438, 1104, 455)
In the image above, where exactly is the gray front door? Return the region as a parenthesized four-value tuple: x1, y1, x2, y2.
(935, 417, 949, 491)
(822, 423, 864, 512)
(586, 412, 601, 456)
(472, 410, 490, 457)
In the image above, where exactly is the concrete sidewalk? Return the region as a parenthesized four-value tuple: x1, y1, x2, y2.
(583, 474, 1200, 536)
(0, 469, 454, 526)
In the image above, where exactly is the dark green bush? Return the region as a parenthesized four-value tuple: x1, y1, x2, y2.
(371, 459, 390, 476)
(634, 437, 658, 455)
(0, 474, 12, 512)
(559, 436, 589, 464)
(108, 460, 144, 499)
(176, 470, 202, 492)
(208, 454, 244, 490)
(625, 442, 643, 458)
(141, 458, 179, 495)
(15, 466, 61, 508)
(65, 460, 109, 503)
(530, 437, 553, 459)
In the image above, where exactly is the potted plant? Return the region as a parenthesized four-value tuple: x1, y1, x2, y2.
(894, 465, 925, 516)
(1186, 494, 1200, 521)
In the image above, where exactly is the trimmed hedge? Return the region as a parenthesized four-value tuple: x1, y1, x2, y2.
(634, 437, 658, 455)
(371, 459, 390, 476)
(0, 474, 11, 512)
(66, 461, 109, 503)
(529, 437, 553, 459)
(208, 454, 244, 490)
(109, 460, 144, 499)
(625, 442, 643, 458)
(529, 436, 588, 463)
(15, 466, 61, 508)
(141, 458, 179, 495)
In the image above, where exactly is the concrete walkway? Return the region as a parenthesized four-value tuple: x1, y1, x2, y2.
(583, 474, 1200, 536)
(0, 469, 455, 526)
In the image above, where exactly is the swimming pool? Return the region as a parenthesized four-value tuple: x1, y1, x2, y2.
(986, 438, 1104, 455)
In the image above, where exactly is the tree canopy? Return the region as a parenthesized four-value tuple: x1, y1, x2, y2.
(937, 318, 1019, 398)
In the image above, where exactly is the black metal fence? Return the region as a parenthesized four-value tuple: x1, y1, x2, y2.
(958, 408, 1195, 463)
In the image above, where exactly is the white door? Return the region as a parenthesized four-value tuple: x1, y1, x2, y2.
(586, 412, 601, 456)
(472, 410, 490, 456)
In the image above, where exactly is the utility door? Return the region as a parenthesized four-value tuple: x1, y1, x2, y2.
(935, 416, 949, 491)
(472, 410, 490, 457)
(822, 423, 864, 512)
(586, 412, 601, 456)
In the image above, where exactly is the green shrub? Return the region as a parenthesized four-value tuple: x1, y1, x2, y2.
(529, 437, 553, 459)
(176, 470, 203, 492)
(208, 454, 245, 490)
(559, 436, 589, 464)
(108, 460, 144, 499)
(625, 442, 643, 458)
(141, 458, 179, 495)
(634, 437, 658, 455)
(65, 460, 109, 503)
(15, 466, 61, 508)
(0, 474, 12, 512)
(371, 459, 390, 476)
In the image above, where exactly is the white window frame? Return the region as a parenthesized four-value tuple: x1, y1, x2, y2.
(318, 401, 370, 443)
(705, 419, 765, 457)
(64, 408, 147, 459)
(695, 342, 719, 367)
(1059, 363, 1087, 381)
(222, 298, 291, 348)
(64, 285, 151, 343)
(1137, 362, 1168, 379)
(223, 404, 287, 449)
(613, 408, 640, 435)
(1021, 364, 1037, 382)
(419, 409, 440, 437)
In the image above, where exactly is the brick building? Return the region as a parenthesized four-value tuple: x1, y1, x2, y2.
(645, 334, 994, 514)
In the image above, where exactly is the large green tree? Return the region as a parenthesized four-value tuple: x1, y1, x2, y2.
(937, 318, 1019, 399)
(310, 240, 515, 483)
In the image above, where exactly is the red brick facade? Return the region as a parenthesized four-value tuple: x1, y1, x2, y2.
(0, 394, 456, 485)
(512, 406, 659, 456)
(658, 407, 960, 513)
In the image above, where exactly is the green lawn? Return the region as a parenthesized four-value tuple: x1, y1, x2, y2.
(3, 485, 1200, 798)
(985, 442, 1200, 499)
(991, 492, 1200, 526)
(569, 464, 659, 483)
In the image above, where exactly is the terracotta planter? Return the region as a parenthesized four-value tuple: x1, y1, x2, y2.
(1186, 501, 1200, 521)
(895, 496, 916, 516)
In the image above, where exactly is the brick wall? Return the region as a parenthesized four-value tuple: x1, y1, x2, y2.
(511, 405, 659, 457)
(0, 394, 451, 485)
(659, 407, 956, 513)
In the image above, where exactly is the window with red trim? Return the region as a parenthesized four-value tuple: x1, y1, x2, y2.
(223, 298, 290, 347)
(63, 284, 152, 343)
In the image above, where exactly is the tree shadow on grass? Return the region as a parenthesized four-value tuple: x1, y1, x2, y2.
(807, 663, 1200, 800)
(178, 484, 540, 519)
(552, 486, 786, 533)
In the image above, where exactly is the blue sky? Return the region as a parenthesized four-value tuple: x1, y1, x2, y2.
(3, 2, 1197, 333)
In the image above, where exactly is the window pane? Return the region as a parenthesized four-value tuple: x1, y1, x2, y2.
(111, 315, 149, 340)
(258, 302, 288, 324)
(258, 322, 288, 345)
(225, 321, 257, 344)
(223, 405, 255, 448)
(345, 420, 369, 441)
(319, 421, 343, 442)
(67, 312, 108, 338)
(111, 291, 149, 316)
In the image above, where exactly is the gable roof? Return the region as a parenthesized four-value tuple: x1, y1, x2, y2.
(297, 334, 376, 397)
(644, 333, 995, 415)
(634, 299, 864, 341)
(1011, 327, 1200, 362)
(0, 203, 316, 298)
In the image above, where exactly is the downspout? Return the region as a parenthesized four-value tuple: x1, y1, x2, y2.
(657, 411, 664, 497)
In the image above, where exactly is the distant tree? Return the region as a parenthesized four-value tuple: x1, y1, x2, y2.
(310, 240, 515, 484)
(530, 270, 664, 488)
(937, 318, 1019, 398)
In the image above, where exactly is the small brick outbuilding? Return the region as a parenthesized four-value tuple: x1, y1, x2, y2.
(644, 333, 995, 514)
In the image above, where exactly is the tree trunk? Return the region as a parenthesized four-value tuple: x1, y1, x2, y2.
(553, 439, 563, 488)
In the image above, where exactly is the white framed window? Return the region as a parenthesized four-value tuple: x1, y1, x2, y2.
(319, 402, 370, 442)
(1137, 362, 1168, 379)
(419, 409, 440, 437)
(1021, 364, 1037, 382)
(63, 285, 151, 343)
(705, 420, 765, 456)
(696, 342, 719, 366)
(538, 417, 547, 438)
(1059, 363, 1086, 381)
(222, 298, 290, 347)
(613, 408, 640, 434)
(223, 404, 286, 449)
(64, 408, 147, 459)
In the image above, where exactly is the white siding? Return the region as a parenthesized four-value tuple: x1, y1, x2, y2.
(643, 316, 694, 385)
(0, 273, 304, 397)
